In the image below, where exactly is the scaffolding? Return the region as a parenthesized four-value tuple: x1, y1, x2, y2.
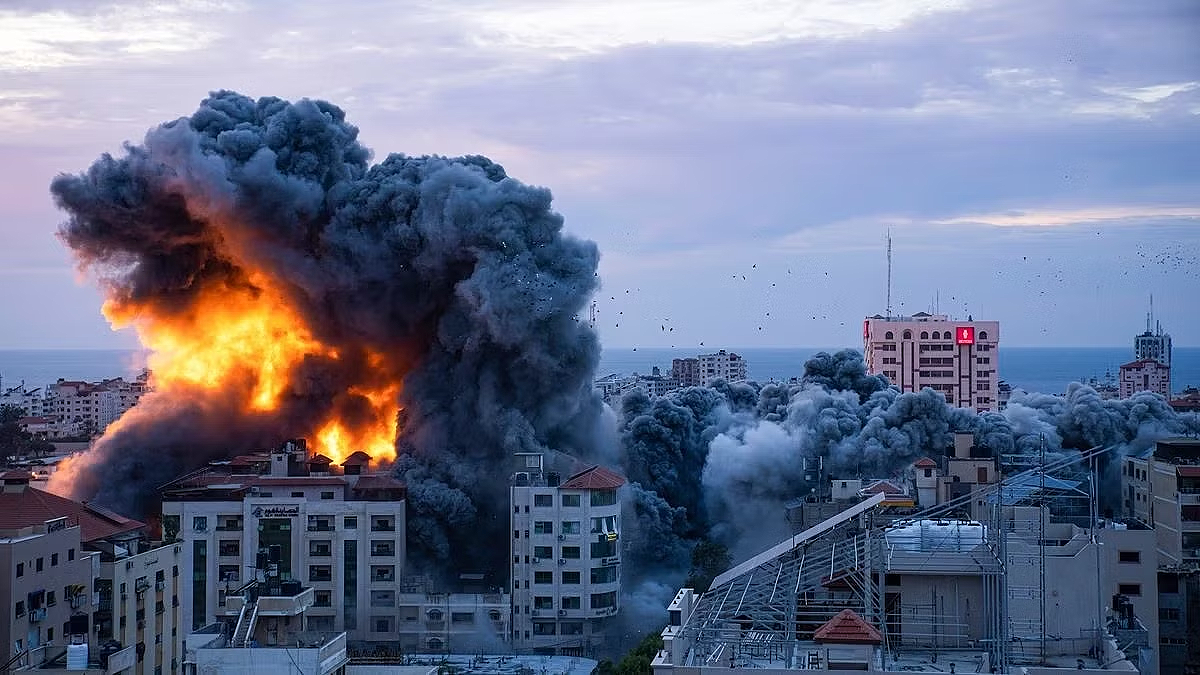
(671, 446, 1111, 672)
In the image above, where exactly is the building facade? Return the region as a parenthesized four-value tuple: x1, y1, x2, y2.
(1120, 359, 1172, 399)
(509, 454, 625, 656)
(863, 313, 1000, 412)
(1122, 438, 1200, 567)
(697, 350, 747, 385)
(671, 359, 701, 388)
(159, 440, 407, 648)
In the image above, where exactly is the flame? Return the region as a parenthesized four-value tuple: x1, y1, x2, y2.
(99, 268, 401, 467)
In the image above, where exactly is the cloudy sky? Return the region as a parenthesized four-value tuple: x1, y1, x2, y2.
(1, 0, 1197, 349)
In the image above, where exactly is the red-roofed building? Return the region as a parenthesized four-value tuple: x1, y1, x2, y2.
(511, 453, 626, 655)
(1119, 358, 1171, 399)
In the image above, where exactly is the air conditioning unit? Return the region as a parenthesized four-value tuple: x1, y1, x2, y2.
(558, 559, 566, 566)
(531, 557, 540, 564)
(557, 535, 565, 541)
(558, 609, 567, 616)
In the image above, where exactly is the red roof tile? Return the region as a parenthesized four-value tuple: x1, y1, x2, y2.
(914, 457, 937, 468)
(812, 609, 882, 645)
(862, 480, 904, 495)
(0, 487, 144, 542)
(560, 465, 626, 490)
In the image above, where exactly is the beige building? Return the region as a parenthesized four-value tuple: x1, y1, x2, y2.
(1122, 437, 1200, 567)
(1119, 359, 1172, 399)
(863, 313, 1000, 412)
(1, 469, 185, 675)
(510, 454, 625, 656)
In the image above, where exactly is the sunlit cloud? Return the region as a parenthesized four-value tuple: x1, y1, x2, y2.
(936, 206, 1200, 228)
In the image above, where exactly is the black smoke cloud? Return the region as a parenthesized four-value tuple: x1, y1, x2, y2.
(617, 349, 1200, 564)
(51, 91, 605, 573)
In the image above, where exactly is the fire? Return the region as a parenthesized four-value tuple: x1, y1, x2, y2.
(101, 268, 401, 466)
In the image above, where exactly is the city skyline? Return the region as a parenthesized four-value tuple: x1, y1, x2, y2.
(1, 0, 1197, 349)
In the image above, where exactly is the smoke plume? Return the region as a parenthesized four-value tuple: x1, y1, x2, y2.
(617, 349, 1200, 567)
(50, 91, 605, 573)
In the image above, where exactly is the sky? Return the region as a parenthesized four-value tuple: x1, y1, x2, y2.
(0, 0, 1197, 350)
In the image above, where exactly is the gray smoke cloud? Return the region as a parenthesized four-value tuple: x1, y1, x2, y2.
(617, 349, 1200, 569)
(51, 91, 605, 574)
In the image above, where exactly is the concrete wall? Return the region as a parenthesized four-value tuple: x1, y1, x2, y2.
(0, 525, 94, 660)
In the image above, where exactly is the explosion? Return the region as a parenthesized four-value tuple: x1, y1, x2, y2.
(47, 91, 605, 573)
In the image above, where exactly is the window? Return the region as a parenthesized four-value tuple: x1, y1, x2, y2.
(314, 590, 332, 607)
(1160, 573, 1180, 593)
(370, 590, 395, 607)
(309, 565, 332, 582)
(371, 517, 395, 532)
(591, 490, 617, 506)
(321, 491, 335, 500)
(16, 563, 23, 578)
(920, 331, 928, 339)
(373, 616, 393, 633)
(533, 621, 557, 635)
(534, 571, 553, 584)
(218, 565, 240, 582)
(533, 521, 553, 534)
(533, 546, 553, 559)
(902, 330, 912, 339)
(51, 553, 58, 566)
(370, 565, 395, 582)
(1159, 607, 1180, 621)
(193, 517, 207, 532)
(291, 491, 304, 498)
(219, 540, 240, 556)
(534, 596, 554, 609)
(1118, 550, 1141, 564)
(591, 540, 617, 558)
(561, 596, 581, 609)
(562, 494, 581, 507)
(591, 591, 617, 609)
(561, 521, 581, 535)
(1118, 583, 1141, 596)
(561, 546, 581, 559)
(343, 516, 357, 529)
(534, 494, 553, 507)
(37, 558, 44, 572)
(562, 571, 580, 584)
(47, 591, 56, 607)
(591, 515, 617, 534)
(451, 611, 473, 623)
(978, 330, 988, 340)
(15, 600, 25, 618)
(884, 331, 894, 340)
(590, 566, 618, 584)
(310, 540, 332, 557)
(977, 467, 988, 483)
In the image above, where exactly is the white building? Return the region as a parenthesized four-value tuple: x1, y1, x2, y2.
(697, 350, 747, 385)
(1119, 358, 1171, 399)
(509, 454, 625, 656)
(159, 440, 407, 648)
(48, 380, 119, 435)
(863, 313, 1000, 412)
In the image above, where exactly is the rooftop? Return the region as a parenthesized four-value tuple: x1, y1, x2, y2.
(560, 465, 626, 490)
(0, 482, 144, 542)
(812, 609, 882, 644)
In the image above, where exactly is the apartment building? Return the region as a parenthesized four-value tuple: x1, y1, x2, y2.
(159, 439, 407, 648)
(863, 313, 1000, 412)
(510, 453, 625, 656)
(1123, 437, 1200, 567)
(1120, 359, 1172, 399)
(0, 469, 185, 675)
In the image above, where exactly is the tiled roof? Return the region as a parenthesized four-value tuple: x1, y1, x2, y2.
(861, 480, 904, 495)
(0, 486, 144, 542)
(913, 457, 937, 468)
(812, 609, 882, 645)
(560, 465, 626, 490)
(341, 451, 373, 466)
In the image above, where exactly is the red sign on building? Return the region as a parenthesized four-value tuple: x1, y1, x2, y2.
(956, 326, 975, 345)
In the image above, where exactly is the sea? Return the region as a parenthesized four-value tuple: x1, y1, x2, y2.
(0, 347, 1198, 397)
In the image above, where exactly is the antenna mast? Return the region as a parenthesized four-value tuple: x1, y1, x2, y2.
(886, 230, 893, 318)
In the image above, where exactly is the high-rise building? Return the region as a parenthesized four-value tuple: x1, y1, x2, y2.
(1119, 359, 1171, 399)
(671, 358, 701, 388)
(863, 313, 1000, 412)
(697, 350, 747, 385)
(159, 439, 408, 648)
(509, 453, 625, 656)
